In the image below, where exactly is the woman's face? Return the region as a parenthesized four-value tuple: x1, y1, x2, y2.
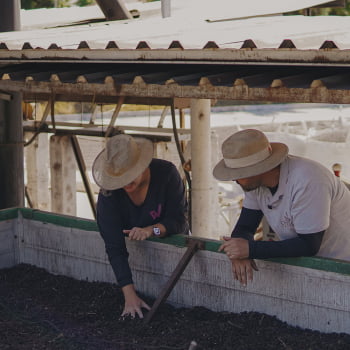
(123, 173, 143, 193)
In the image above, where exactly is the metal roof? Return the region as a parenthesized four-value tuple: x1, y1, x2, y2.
(2, 4, 350, 105)
(1, 41, 350, 104)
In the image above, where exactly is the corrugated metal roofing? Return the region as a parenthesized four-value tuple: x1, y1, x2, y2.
(16, 1, 345, 31)
(2, 4, 350, 105)
(2, 54, 350, 104)
(2, 9, 350, 50)
(0, 39, 350, 64)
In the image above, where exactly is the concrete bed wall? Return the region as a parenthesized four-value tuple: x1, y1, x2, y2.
(0, 208, 350, 334)
(0, 209, 19, 268)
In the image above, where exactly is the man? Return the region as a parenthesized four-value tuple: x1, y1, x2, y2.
(332, 163, 350, 190)
(213, 129, 350, 285)
(93, 134, 189, 318)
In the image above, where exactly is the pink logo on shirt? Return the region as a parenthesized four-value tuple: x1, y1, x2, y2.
(150, 204, 162, 219)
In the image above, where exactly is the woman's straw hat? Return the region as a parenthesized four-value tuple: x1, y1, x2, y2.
(92, 134, 153, 190)
(213, 129, 289, 181)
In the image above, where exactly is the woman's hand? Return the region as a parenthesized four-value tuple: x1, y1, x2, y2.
(121, 284, 151, 319)
(123, 227, 152, 240)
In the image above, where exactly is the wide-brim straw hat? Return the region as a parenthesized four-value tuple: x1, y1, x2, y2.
(92, 134, 153, 190)
(213, 129, 289, 181)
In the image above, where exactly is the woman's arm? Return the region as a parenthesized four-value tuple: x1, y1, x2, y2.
(96, 191, 133, 287)
(158, 164, 189, 235)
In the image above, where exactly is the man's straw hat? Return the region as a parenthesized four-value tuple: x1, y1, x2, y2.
(213, 129, 288, 181)
(92, 134, 153, 190)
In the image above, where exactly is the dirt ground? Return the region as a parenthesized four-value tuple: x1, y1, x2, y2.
(1, 264, 349, 350)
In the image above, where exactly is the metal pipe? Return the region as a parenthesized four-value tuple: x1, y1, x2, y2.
(70, 135, 97, 219)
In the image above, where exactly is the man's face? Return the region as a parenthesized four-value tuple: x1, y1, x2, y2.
(236, 174, 262, 192)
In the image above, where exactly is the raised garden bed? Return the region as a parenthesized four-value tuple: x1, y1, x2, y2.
(1, 264, 349, 350)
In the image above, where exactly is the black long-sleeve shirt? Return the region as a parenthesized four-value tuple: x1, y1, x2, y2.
(232, 207, 324, 259)
(96, 158, 189, 287)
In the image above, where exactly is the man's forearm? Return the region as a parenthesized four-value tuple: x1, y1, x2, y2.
(249, 236, 314, 259)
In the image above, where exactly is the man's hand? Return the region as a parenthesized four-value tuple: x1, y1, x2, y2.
(123, 227, 152, 241)
(218, 236, 249, 259)
(121, 284, 151, 319)
(231, 259, 259, 286)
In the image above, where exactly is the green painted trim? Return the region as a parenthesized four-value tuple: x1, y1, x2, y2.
(0, 208, 19, 220)
(19, 207, 98, 231)
(266, 256, 350, 275)
(2, 208, 350, 276)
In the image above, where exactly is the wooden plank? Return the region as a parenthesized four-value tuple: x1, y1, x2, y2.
(2, 78, 350, 104)
(49, 135, 76, 216)
(24, 132, 50, 211)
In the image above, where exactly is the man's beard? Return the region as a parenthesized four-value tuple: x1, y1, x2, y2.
(239, 184, 258, 192)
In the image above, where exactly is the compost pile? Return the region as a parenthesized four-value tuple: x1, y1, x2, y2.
(0, 264, 349, 350)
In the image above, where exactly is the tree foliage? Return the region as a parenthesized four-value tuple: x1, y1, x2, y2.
(75, 0, 95, 6)
(286, 0, 350, 16)
(21, 0, 70, 9)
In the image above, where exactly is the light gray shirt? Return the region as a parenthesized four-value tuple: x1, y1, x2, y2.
(243, 155, 350, 261)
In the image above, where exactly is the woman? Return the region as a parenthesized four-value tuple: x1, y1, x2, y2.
(93, 134, 189, 319)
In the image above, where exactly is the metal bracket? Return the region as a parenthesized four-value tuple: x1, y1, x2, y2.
(144, 238, 205, 324)
(0, 91, 12, 101)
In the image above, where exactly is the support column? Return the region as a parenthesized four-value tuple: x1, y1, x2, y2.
(161, 0, 171, 18)
(95, 0, 132, 20)
(190, 99, 211, 237)
(50, 135, 76, 216)
(0, 0, 21, 32)
(0, 92, 24, 209)
(25, 132, 50, 211)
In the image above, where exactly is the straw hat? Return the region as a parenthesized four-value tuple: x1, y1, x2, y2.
(213, 129, 288, 181)
(92, 134, 153, 190)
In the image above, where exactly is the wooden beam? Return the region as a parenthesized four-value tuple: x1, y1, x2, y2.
(23, 125, 174, 141)
(2, 79, 350, 104)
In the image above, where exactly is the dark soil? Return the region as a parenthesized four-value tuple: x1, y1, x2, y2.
(0, 264, 349, 350)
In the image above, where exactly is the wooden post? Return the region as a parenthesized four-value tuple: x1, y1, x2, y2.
(161, 0, 171, 18)
(50, 135, 76, 216)
(210, 130, 225, 239)
(190, 99, 212, 237)
(95, 0, 132, 20)
(24, 132, 50, 211)
(0, 0, 21, 32)
(0, 92, 24, 209)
